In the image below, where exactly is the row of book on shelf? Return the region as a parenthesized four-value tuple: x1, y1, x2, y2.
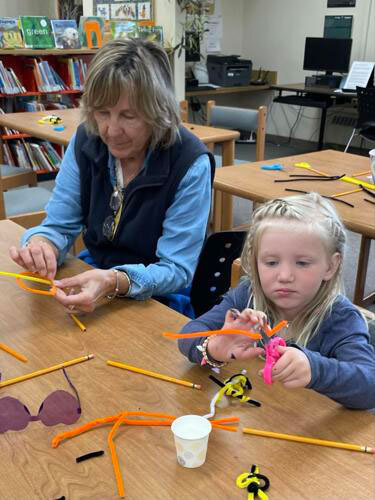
(3, 138, 61, 172)
(0, 16, 163, 50)
(0, 57, 87, 95)
(0, 105, 62, 172)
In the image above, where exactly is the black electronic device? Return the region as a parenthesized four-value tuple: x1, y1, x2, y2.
(207, 54, 252, 87)
(250, 68, 269, 86)
(327, 0, 355, 6)
(305, 74, 342, 88)
(303, 37, 352, 75)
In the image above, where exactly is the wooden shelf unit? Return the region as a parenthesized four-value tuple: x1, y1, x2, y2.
(0, 48, 96, 176)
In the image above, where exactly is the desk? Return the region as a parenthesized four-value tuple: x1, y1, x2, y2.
(186, 83, 271, 98)
(0, 219, 374, 499)
(185, 69, 277, 98)
(213, 149, 374, 308)
(0, 109, 239, 231)
(272, 83, 356, 150)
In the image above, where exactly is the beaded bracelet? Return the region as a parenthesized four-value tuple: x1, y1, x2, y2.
(198, 337, 227, 368)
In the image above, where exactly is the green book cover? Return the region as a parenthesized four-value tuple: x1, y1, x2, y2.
(19, 16, 55, 49)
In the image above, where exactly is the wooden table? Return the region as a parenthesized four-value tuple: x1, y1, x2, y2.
(0, 219, 374, 499)
(213, 149, 375, 307)
(0, 108, 239, 231)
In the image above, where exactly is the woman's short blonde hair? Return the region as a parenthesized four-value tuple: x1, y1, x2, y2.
(81, 38, 180, 149)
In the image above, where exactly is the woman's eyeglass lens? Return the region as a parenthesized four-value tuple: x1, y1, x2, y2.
(103, 188, 123, 241)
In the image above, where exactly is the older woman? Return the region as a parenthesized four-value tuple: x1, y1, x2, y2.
(10, 38, 214, 312)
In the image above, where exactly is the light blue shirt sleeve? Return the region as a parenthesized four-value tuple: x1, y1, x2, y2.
(21, 134, 212, 299)
(115, 154, 212, 299)
(21, 133, 83, 265)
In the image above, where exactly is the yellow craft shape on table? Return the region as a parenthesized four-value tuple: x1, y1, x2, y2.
(294, 162, 375, 191)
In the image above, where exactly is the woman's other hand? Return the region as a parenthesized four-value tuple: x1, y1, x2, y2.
(271, 346, 312, 388)
(9, 237, 58, 280)
(207, 309, 265, 363)
(53, 269, 126, 313)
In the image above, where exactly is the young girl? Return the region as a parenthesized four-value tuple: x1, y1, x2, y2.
(178, 193, 375, 410)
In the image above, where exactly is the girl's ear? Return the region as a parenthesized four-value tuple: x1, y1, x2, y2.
(323, 252, 341, 281)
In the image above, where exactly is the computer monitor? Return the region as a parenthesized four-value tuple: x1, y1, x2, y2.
(303, 37, 352, 74)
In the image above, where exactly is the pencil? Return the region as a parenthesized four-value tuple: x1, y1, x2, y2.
(70, 313, 86, 332)
(0, 354, 94, 388)
(0, 271, 51, 285)
(107, 360, 201, 390)
(0, 342, 27, 362)
(352, 170, 371, 178)
(243, 427, 375, 454)
(331, 188, 362, 198)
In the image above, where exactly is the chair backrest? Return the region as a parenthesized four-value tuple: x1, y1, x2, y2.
(179, 100, 189, 122)
(0, 165, 49, 228)
(190, 231, 247, 318)
(356, 87, 375, 129)
(207, 100, 267, 161)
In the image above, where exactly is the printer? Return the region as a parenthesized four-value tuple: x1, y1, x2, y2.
(207, 54, 252, 87)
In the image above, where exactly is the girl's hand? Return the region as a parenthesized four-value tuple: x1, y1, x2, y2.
(207, 309, 265, 363)
(271, 346, 311, 388)
(9, 238, 58, 280)
(223, 307, 268, 332)
(53, 269, 118, 313)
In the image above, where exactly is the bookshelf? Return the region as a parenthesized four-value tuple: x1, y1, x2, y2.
(0, 48, 96, 179)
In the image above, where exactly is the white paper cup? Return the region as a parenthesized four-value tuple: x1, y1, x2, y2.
(370, 149, 375, 185)
(171, 415, 212, 468)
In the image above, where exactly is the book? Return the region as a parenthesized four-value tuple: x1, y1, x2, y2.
(0, 18, 24, 48)
(19, 16, 55, 49)
(78, 16, 105, 48)
(137, 25, 163, 44)
(110, 3, 137, 20)
(51, 19, 81, 49)
(110, 20, 138, 40)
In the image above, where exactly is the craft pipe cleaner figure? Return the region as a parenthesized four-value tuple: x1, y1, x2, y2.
(236, 465, 270, 500)
(207, 372, 261, 418)
(258, 324, 287, 385)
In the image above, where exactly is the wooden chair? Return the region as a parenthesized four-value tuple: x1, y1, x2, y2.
(0, 165, 51, 228)
(179, 100, 189, 122)
(207, 100, 267, 162)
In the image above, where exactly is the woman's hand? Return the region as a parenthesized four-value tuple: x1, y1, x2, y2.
(53, 269, 119, 313)
(207, 309, 265, 363)
(271, 346, 311, 388)
(9, 237, 58, 280)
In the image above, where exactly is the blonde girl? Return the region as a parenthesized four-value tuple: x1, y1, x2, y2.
(178, 193, 375, 409)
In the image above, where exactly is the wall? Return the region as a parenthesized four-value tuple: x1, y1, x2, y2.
(241, 0, 375, 145)
(1, 0, 57, 17)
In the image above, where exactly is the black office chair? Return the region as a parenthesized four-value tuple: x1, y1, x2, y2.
(344, 86, 375, 152)
(190, 231, 247, 318)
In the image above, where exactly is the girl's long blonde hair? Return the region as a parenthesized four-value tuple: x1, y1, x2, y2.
(240, 192, 346, 345)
